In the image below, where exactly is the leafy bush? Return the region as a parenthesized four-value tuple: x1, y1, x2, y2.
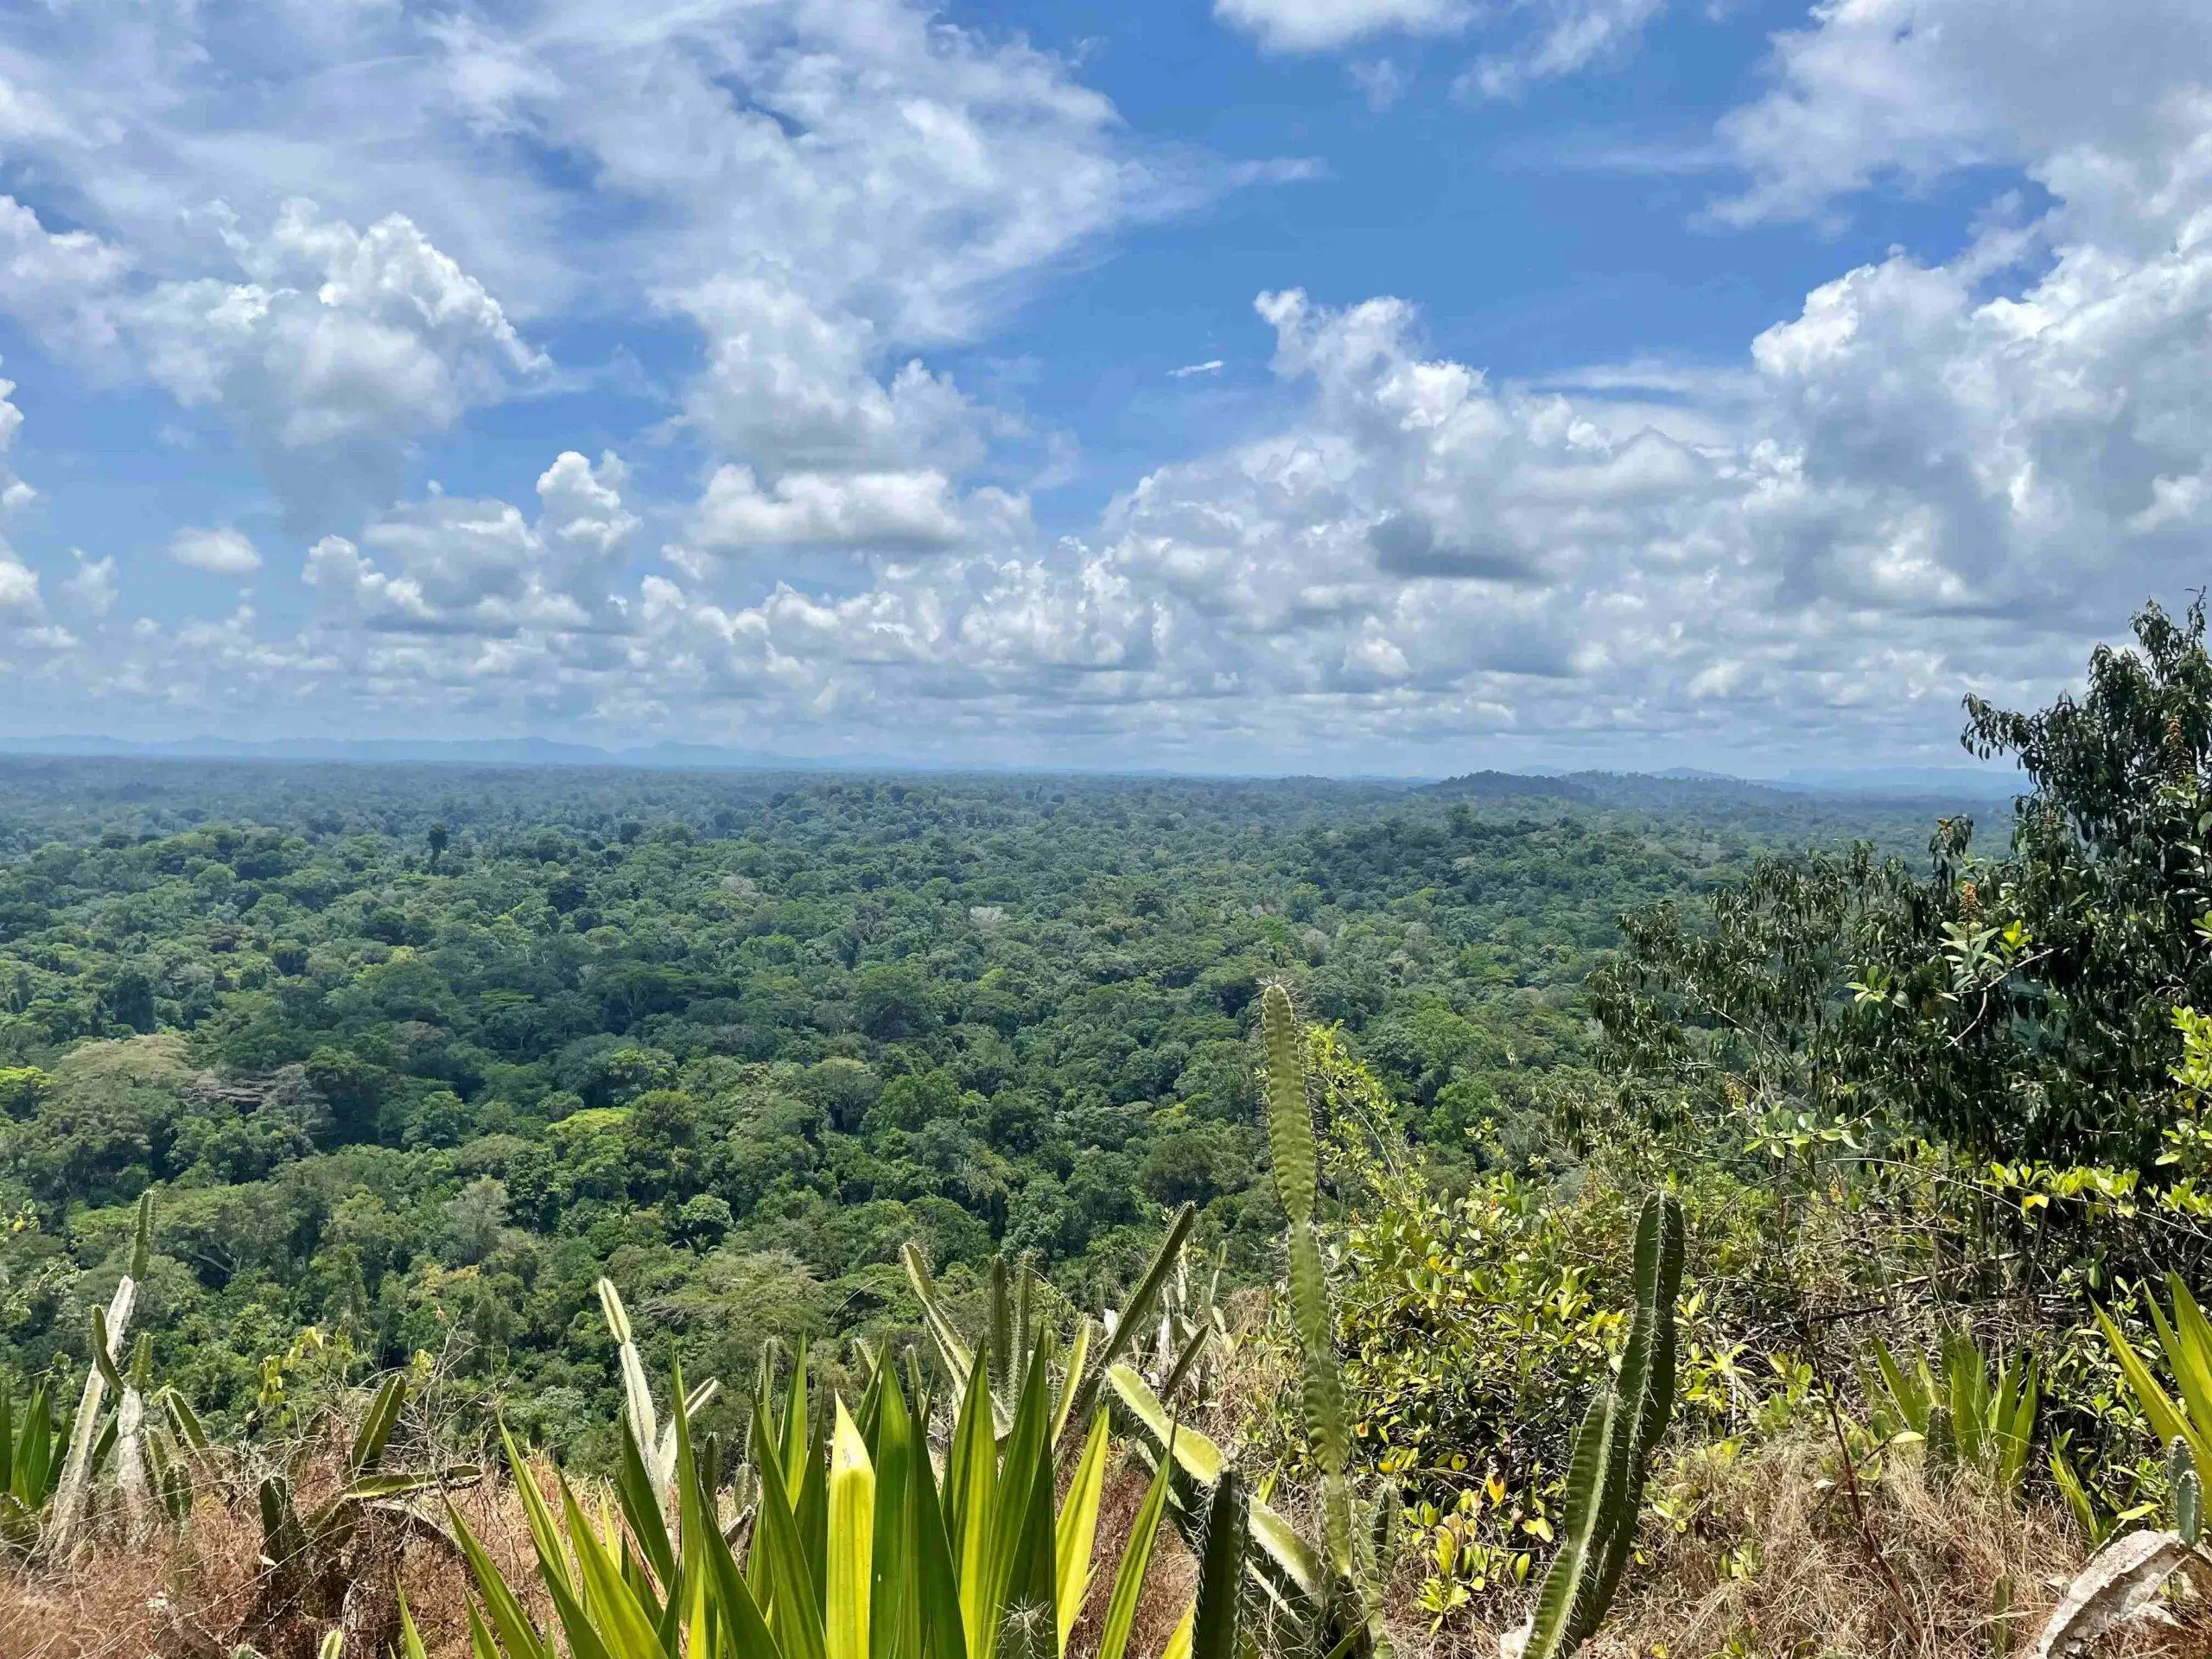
(1599, 601, 2212, 1168)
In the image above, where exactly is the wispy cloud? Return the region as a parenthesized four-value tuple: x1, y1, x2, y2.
(1170, 359, 1226, 378)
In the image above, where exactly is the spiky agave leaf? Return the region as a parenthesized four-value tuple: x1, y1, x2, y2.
(1053, 1410, 1112, 1651)
(1866, 1336, 1930, 1436)
(902, 1205, 1199, 1446)
(825, 1401, 874, 1659)
(1097, 1425, 1180, 1659)
(1051, 1318, 1095, 1449)
(1103, 1352, 1325, 1612)
(1070, 1205, 1198, 1425)
(903, 1243, 979, 1400)
(451, 1233, 1187, 1659)
(1996, 1357, 2039, 1498)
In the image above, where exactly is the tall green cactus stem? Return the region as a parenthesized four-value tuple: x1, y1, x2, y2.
(1522, 1192, 1683, 1659)
(1260, 986, 1351, 1558)
(1260, 982, 1388, 1656)
(2171, 1440, 2202, 1545)
(599, 1277, 659, 1495)
(1190, 1465, 1250, 1659)
(1112, 999, 1677, 1659)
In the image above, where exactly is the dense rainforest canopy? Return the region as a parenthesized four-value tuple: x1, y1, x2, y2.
(0, 751, 1974, 1449)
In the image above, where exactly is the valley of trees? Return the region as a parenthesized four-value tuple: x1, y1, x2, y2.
(0, 751, 1963, 1452)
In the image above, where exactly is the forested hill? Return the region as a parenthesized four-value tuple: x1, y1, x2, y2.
(0, 758, 1972, 1447)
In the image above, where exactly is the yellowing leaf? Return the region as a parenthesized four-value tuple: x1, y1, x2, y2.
(826, 1399, 875, 1659)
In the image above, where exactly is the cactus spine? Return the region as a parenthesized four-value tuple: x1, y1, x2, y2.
(1521, 1191, 1683, 1659)
(2171, 1440, 2202, 1545)
(1261, 990, 1357, 1553)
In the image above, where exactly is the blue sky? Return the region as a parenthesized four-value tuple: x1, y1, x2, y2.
(0, 0, 2207, 773)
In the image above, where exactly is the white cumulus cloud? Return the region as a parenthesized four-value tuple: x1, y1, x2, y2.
(305, 450, 638, 635)
(168, 526, 263, 576)
(695, 467, 981, 551)
(0, 361, 31, 512)
(1215, 0, 1474, 53)
(1714, 0, 2212, 229)
(2, 0, 2210, 771)
(64, 551, 118, 615)
(0, 0, 1232, 546)
(0, 196, 547, 529)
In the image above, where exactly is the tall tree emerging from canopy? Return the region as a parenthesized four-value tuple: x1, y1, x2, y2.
(1595, 600, 2212, 1167)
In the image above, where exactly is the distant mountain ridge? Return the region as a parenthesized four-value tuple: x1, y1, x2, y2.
(0, 734, 2024, 799)
(1421, 766, 2022, 808)
(0, 735, 841, 770)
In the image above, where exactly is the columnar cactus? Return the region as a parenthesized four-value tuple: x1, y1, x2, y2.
(1260, 982, 1392, 1655)
(1519, 1191, 1684, 1659)
(1114, 987, 1683, 1659)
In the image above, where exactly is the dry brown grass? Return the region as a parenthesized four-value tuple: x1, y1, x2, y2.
(0, 1446, 550, 1659)
(10, 1425, 2211, 1659)
(1386, 1433, 2212, 1659)
(1061, 1455, 1198, 1659)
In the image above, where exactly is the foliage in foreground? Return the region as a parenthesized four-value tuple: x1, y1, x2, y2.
(29, 601, 2212, 1659)
(452, 1331, 1176, 1659)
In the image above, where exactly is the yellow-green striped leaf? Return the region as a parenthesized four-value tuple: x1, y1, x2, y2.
(1053, 1411, 1112, 1652)
(828, 1399, 876, 1659)
(1096, 1424, 1177, 1659)
(1160, 1604, 1195, 1659)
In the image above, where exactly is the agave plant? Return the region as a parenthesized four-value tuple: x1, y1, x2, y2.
(1109, 1237, 1235, 1407)
(239, 1371, 479, 1651)
(451, 1318, 1182, 1659)
(1864, 1330, 2037, 1498)
(902, 1201, 1198, 1440)
(0, 1382, 62, 1549)
(2096, 1273, 2212, 1497)
(2030, 1276, 2212, 1659)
